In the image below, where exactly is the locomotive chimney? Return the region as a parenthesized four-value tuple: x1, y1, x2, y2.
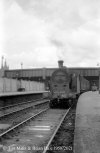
(58, 60, 64, 68)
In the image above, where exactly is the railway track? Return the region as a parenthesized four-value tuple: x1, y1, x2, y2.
(43, 108, 71, 153)
(0, 107, 71, 153)
(0, 98, 49, 118)
(0, 108, 48, 139)
(0, 99, 49, 135)
(0, 98, 45, 110)
(46, 101, 77, 153)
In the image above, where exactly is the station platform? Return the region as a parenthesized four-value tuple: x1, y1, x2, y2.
(0, 91, 48, 97)
(74, 91, 100, 153)
(0, 91, 49, 108)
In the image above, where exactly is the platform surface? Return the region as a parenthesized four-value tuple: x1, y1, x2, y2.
(0, 91, 48, 97)
(74, 91, 100, 153)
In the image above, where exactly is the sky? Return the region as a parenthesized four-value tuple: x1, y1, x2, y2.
(0, 0, 100, 69)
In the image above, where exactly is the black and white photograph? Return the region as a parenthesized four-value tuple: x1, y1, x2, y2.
(0, 0, 100, 152)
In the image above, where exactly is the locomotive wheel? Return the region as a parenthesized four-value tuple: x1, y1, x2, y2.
(49, 100, 55, 108)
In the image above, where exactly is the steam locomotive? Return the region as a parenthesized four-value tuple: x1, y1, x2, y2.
(49, 60, 90, 108)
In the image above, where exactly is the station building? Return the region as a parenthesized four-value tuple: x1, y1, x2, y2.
(2, 61, 99, 89)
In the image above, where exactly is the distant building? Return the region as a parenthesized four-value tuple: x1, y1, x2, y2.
(0, 56, 9, 77)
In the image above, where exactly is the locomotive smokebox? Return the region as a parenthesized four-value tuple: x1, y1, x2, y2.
(58, 60, 64, 68)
